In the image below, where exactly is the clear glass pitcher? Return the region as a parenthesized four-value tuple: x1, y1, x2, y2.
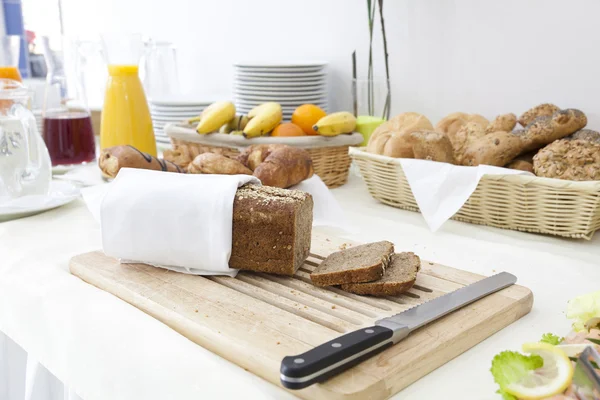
(0, 79, 51, 199)
(140, 40, 180, 100)
(0, 35, 22, 81)
(40, 36, 96, 167)
(100, 33, 156, 156)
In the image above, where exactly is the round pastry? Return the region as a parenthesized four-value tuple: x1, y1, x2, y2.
(435, 112, 489, 147)
(366, 112, 434, 158)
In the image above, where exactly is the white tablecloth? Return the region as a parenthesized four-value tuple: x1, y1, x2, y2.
(2, 171, 600, 400)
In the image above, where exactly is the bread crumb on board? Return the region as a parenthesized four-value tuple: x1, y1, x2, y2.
(194, 309, 198, 313)
(339, 243, 353, 250)
(331, 305, 336, 309)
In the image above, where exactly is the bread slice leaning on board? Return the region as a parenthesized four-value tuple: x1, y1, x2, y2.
(365, 104, 600, 181)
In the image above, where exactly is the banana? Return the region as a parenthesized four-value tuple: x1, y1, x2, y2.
(230, 130, 244, 136)
(313, 112, 357, 136)
(219, 115, 249, 133)
(243, 102, 282, 138)
(196, 101, 236, 134)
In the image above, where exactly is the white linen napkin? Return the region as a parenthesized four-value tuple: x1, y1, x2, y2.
(399, 159, 534, 232)
(100, 168, 259, 277)
(81, 169, 348, 276)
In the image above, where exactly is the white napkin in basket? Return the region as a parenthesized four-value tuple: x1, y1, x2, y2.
(399, 159, 534, 232)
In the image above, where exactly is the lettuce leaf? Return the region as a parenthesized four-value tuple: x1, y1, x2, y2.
(496, 389, 517, 400)
(540, 333, 563, 345)
(490, 350, 544, 390)
(567, 290, 600, 331)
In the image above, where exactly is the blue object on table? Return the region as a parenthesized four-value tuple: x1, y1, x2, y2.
(2, 0, 30, 78)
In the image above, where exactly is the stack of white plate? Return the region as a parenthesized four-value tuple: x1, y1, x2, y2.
(149, 99, 211, 144)
(233, 62, 328, 121)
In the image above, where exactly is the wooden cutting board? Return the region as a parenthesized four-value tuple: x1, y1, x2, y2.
(69, 233, 533, 400)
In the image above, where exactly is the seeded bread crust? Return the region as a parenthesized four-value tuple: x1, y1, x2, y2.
(341, 252, 421, 296)
(310, 241, 394, 286)
(229, 185, 313, 275)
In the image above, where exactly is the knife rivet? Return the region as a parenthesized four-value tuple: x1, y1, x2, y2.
(365, 329, 374, 334)
(331, 343, 341, 348)
(294, 358, 305, 364)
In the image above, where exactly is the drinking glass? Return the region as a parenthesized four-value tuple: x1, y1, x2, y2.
(0, 36, 22, 81)
(141, 40, 179, 100)
(40, 36, 96, 167)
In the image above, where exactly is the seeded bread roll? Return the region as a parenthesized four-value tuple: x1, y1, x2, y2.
(310, 241, 394, 286)
(453, 122, 487, 164)
(533, 139, 600, 181)
(565, 129, 600, 144)
(341, 252, 421, 296)
(518, 103, 560, 127)
(229, 185, 313, 275)
(521, 109, 587, 152)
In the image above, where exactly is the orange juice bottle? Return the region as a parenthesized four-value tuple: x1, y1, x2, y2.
(100, 34, 156, 156)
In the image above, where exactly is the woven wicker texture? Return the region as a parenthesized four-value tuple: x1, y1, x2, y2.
(170, 138, 353, 189)
(350, 147, 600, 240)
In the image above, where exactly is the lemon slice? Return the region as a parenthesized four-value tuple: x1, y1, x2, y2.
(505, 342, 573, 399)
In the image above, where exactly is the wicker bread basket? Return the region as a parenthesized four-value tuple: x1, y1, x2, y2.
(165, 123, 364, 188)
(350, 147, 600, 240)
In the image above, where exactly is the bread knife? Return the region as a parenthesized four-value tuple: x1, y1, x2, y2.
(280, 272, 517, 390)
(572, 347, 600, 400)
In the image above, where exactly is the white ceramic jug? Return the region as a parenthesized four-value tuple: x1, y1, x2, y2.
(0, 79, 51, 199)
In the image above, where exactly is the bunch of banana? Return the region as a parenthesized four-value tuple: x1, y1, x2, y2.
(195, 101, 236, 134)
(312, 112, 357, 136)
(243, 102, 282, 138)
(219, 115, 249, 133)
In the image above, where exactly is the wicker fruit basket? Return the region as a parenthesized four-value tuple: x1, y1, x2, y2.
(165, 123, 364, 188)
(350, 147, 600, 239)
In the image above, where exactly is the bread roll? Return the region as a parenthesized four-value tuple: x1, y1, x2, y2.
(163, 147, 193, 169)
(565, 129, 600, 144)
(506, 160, 534, 173)
(486, 113, 517, 134)
(452, 122, 486, 164)
(237, 144, 286, 171)
(533, 139, 600, 181)
(518, 103, 560, 127)
(366, 112, 433, 158)
(188, 153, 252, 175)
(521, 109, 587, 152)
(408, 130, 455, 164)
(99, 145, 184, 178)
(435, 112, 489, 147)
(461, 131, 525, 167)
(252, 146, 314, 188)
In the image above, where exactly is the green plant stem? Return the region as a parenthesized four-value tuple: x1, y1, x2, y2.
(378, 0, 391, 120)
(367, 0, 376, 116)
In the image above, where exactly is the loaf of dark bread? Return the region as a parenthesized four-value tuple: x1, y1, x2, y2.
(229, 185, 313, 275)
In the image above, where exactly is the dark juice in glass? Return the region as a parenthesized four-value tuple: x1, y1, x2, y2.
(42, 111, 96, 166)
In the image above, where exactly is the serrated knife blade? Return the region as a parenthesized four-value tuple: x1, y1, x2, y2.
(280, 272, 517, 390)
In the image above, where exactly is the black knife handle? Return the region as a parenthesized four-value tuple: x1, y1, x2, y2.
(280, 325, 394, 390)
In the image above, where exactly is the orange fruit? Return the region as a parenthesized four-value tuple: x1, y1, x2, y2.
(291, 104, 327, 136)
(271, 122, 306, 137)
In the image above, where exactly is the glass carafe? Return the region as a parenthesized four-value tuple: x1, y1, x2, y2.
(100, 34, 156, 156)
(40, 36, 96, 167)
(141, 40, 180, 100)
(0, 36, 22, 81)
(0, 79, 51, 199)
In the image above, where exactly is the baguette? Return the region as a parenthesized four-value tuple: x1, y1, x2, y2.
(521, 109, 587, 152)
(99, 145, 184, 178)
(461, 131, 525, 167)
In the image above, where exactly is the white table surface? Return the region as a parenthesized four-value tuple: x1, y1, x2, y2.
(1, 168, 599, 400)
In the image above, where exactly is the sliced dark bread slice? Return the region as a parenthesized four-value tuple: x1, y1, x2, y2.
(310, 241, 394, 287)
(341, 252, 421, 296)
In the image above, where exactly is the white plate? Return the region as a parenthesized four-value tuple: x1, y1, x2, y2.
(234, 88, 327, 97)
(234, 66, 325, 74)
(149, 98, 212, 107)
(150, 105, 205, 112)
(235, 100, 327, 108)
(235, 75, 327, 84)
(235, 70, 327, 78)
(151, 109, 203, 115)
(234, 80, 327, 88)
(0, 181, 80, 222)
(234, 93, 327, 102)
(234, 61, 327, 68)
